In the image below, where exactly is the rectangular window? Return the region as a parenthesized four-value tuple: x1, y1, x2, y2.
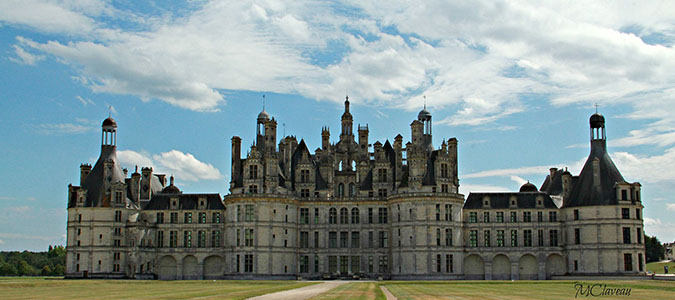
(340, 256, 349, 274)
(368, 256, 374, 273)
(483, 212, 490, 223)
(340, 231, 348, 248)
(183, 231, 192, 248)
(523, 211, 531, 222)
(378, 188, 387, 197)
(378, 208, 388, 224)
(484, 230, 491, 247)
(496, 212, 504, 222)
(249, 165, 257, 179)
(368, 208, 374, 224)
(574, 209, 579, 220)
(329, 232, 337, 248)
(236, 229, 240, 246)
(622, 208, 630, 219)
(184, 212, 192, 224)
(497, 230, 504, 247)
(510, 211, 517, 222)
(436, 204, 441, 221)
(378, 168, 387, 182)
(299, 255, 309, 273)
(368, 231, 374, 248)
(245, 205, 254, 221)
(574, 228, 581, 244)
(469, 212, 477, 223)
(115, 210, 122, 222)
(314, 231, 319, 248)
(212, 212, 221, 223)
(623, 227, 631, 244)
(446, 254, 453, 273)
(549, 211, 557, 222)
(636, 208, 641, 220)
(300, 231, 309, 248)
(637, 228, 642, 244)
(550, 230, 558, 246)
(156, 212, 164, 224)
(156, 231, 164, 248)
(301, 189, 310, 198)
(445, 204, 452, 221)
(436, 228, 441, 246)
(169, 231, 177, 248)
(442, 184, 449, 193)
(300, 169, 310, 183)
(351, 256, 360, 273)
(440, 163, 449, 178)
(351, 231, 360, 248)
(470, 230, 478, 247)
(537, 211, 543, 222)
(314, 208, 320, 224)
(538, 229, 544, 247)
(624, 253, 633, 271)
(329, 256, 337, 273)
(199, 212, 206, 224)
(236, 205, 241, 222)
(314, 255, 319, 273)
(638, 253, 644, 272)
(621, 189, 628, 200)
(245, 254, 253, 272)
(378, 256, 388, 273)
(511, 230, 518, 247)
(445, 228, 452, 246)
(436, 254, 442, 272)
(378, 231, 388, 248)
(524, 230, 532, 247)
(211, 230, 220, 247)
(300, 208, 309, 224)
(245, 228, 254, 246)
(236, 255, 240, 273)
(198, 230, 206, 248)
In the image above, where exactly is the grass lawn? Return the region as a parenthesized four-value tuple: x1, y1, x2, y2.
(380, 280, 675, 300)
(0, 277, 316, 300)
(647, 260, 675, 274)
(309, 282, 385, 300)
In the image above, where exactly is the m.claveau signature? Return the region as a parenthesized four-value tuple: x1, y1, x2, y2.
(575, 283, 632, 298)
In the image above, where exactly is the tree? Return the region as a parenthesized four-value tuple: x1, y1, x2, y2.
(0, 262, 17, 276)
(41, 265, 52, 276)
(645, 234, 665, 263)
(17, 260, 36, 276)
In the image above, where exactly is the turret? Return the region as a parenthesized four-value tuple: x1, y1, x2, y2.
(358, 124, 369, 153)
(130, 166, 141, 205)
(140, 167, 153, 200)
(264, 118, 277, 154)
(321, 126, 330, 150)
(340, 96, 353, 141)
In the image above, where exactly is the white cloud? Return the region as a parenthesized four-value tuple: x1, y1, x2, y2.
(459, 183, 510, 194)
(643, 217, 661, 226)
(0, 0, 99, 35)
(462, 164, 560, 179)
(76, 96, 95, 106)
(118, 149, 222, 182)
(35, 123, 94, 134)
(0, 239, 4, 245)
(0, 197, 15, 201)
(666, 203, 675, 212)
(610, 148, 675, 184)
(10, 44, 45, 65)
(510, 175, 527, 186)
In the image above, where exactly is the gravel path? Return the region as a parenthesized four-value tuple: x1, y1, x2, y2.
(380, 285, 397, 300)
(247, 281, 348, 300)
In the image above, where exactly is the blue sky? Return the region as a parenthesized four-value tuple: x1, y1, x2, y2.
(1, 0, 675, 251)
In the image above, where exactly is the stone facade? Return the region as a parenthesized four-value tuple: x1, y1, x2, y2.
(65, 99, 645, 280)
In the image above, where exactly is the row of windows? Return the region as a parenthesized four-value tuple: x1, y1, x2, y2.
(468, 211, 557, 223)
(156, 230, 221, 248)
(156, 212, 222, 224)
(324, 231, 389, 248)
(469, 229, 559, 247)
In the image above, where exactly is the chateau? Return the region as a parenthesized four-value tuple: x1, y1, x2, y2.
(65, 97, 646, 280)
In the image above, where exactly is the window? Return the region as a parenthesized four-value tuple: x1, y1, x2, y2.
(638, 253, 644, 272)
(442, 184, 449, 193)
(314, 208, 320, 224)
(624, 253, 632, 271)
(349, 183, 355, 196)
(340, 256, 348, 274)
(314, 255, 319, 273)
(211, 230, 220, 247)
(212, 212, 221, 223)
(340, 231, 348, 248)
(623, 227, 631, 244)
(484, 230, 491, 247)
(249, 165, 258, 179)
(523, 211, 531, 222)
(378, 231, 388, 248)
(245, 254, 253, 272)
(483, 212, 490, 223)
(300, 169, 310, 183)
(301, 189, 310, 198)
(245, 205, 254, 221)
(236, 229, 240, 246)
(550, 230, 558, 246)
(538, 230, 544, 247)
(368, 208, 374, 224)
(378, 189, 387, 197)
(378, 208, 388, 224)
(574, 228, 581, 244)
(445, 228, 452, 246)
(329, 232, 337, 248)
(198, 231, 206, 248)
(236, 255, 240, 273)
(300, 208, 309, 224)
(368, 231, 374, 248)
(524, 230, 532, 247)
(637, 228, 642, 244)
(470, 230, 478, 247)
(114, 210, 122, 222)
(169, 231, 177, 247)
(511, 230, 518, 247)
(340, 208, 348, 224)
(537, 211, 543, 222)
(115, 191, 123, 204)
(184, 212, 192, 224)
(170, 212, 178, 224)
(497, 230, 504, 247)
(329, 256, 338, 273)
(156, 231, 164, 248)
(351, 231, 360, 248)
(245, 228, 254, 246)
(314, 231, 319, 248)
(436, 228, 441, 246)
(156, 212, 164, 224)
(440, 163, 448, 178)
(337, 183, 344, 197)
(636, 208, 641, 220)
(329, 208, 337, 224)
(510, 211, 517, 222)
(549, 211, 557, 222)
(436, 254, 442, 272)
(248, 185, 258, 193)
(445, 204, 452, 221)
(622, 208, 630, 219)
(469, 212, 477, 223)
(351, 256, 360, 273)
(436, 204, 441, 221)
(184, 231, 192, 248)
(300, 231, 309, 248)
(351, 208, 360, 224)
(446, 254, 453, 273)
(378, 256, 388, 273)
(368, 256, 374, 273)
(199, 212, 206, 224)
(496, 212, 504, 222)
(299, 255, 309, 273)
(378, 168, 387, 182)
(574, 209, 579, 220)
(621, 189, 628, 200)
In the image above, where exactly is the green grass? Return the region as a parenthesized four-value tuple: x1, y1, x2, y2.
(648, 260, 675, 274)
(0, 277, 316, 300)
(309, 282, 385, 300)
(380, 280, 675, 300)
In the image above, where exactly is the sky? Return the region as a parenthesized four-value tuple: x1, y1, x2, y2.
(1, 0, 674, 251)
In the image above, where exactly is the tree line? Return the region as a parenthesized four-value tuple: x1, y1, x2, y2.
(0, 245, 65, 276)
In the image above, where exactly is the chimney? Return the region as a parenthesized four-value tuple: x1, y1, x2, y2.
(80, 163, 92, 186)
(562, 168, 572, 199)
(232, 136, 242, 186)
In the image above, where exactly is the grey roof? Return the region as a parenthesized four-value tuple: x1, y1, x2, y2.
(464, 192, 557, 209)
(422, 150, 439, 186)
(360, 169, 373, 190)
(540, 169, 564, 195)
(78, 145, 126, 208)
(143, 193, 223, 210)
(564, 139, 625, 208)
(102, 117, 117, 128)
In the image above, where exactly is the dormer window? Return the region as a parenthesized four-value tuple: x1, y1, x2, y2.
(249, 165, 258, 179)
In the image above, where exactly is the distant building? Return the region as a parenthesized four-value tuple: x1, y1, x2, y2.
(665, 242, 674, 261)
(65, 98, 645, 279)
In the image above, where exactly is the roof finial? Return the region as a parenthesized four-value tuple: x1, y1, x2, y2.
(108, 105, 112, 118)
(595, 103, 598, 113)
(262, 94, 266, 111)
(423, 95, 426, 109)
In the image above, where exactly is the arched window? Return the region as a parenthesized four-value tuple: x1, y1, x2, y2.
(340, 208, 348, 224)
(337, 183, 344, 197)
(351, 160, 356, 171)
(329, 208, 337, 224)
(348, 183, 355, 197)
(338, 161, 343, 171)
(351, 208, 359, 224)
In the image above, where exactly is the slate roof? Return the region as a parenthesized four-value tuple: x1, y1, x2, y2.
(77, 146, 126, 208)
(143, 193, 223, 210)
(464, 192, 558, 209)
(540, 169, 564, 195)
